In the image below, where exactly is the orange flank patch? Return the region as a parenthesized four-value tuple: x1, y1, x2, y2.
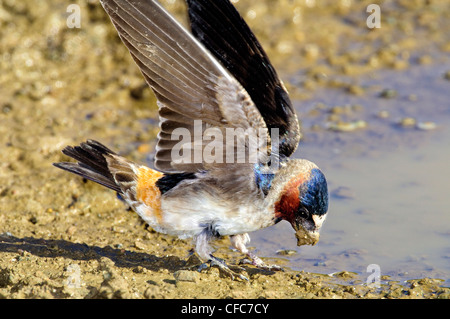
(136, 167, 164, 223)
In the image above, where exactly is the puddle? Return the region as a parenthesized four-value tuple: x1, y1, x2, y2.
(251, 63, 450, 285)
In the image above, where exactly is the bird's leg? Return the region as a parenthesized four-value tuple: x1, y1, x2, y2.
(230, 233, 283, 271)
(194, 229, 248, 281)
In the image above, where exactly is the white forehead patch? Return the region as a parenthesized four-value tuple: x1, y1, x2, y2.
(312, 214, 327, 230)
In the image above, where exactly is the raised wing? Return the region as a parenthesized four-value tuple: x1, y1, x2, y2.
(100, 0, 270, 173)
(186, 0, 301, 158)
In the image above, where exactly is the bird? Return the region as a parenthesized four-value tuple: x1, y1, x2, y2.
(53, 0, 329, 280)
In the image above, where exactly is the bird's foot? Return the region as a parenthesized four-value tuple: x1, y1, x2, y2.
(208, 256, 249, 281)
(240, 254, 284, 272)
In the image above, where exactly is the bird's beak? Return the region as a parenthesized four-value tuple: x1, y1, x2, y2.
(293, 224, 320, 246)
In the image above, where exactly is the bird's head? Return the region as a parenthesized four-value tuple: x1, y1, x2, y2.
(273, 159, 328, 246)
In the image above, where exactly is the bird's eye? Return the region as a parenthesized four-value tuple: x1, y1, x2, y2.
(298, 207, 310, 219)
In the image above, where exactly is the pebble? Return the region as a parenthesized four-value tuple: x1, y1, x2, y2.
(377, 110, 390, 119)
(134, 239, 148, 251)
(418, 55, 432, 65)
(144, 285, 162, 299)
(398, 117, 416, 127)
(314, 261, 327, 267)
(333, 271, 357, 279)
(276, 249, 297, 256)
(398, 118, 437, 131)
(379, 89, 397, 99)
(2, 103, 12, 114)
(444, 71, 450, 80)
(303, 44, 320, 59)
(66, 225, 77, 236)
(327, 120, 367, 132)
(173, 270, 198, 283)
(416, 121, 437, 131)
(329, 105, 346, 115)
(347, 85, 365, 95)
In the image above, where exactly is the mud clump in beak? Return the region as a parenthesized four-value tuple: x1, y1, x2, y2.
(295, 227, 320, 246)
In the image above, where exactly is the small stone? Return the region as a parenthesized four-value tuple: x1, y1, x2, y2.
(408, 287, 424, 297)
(276, 249, 297, 256)
(66, 225, 77, 236)
(334, 271, 357, 279)
(303, 44, 319, 59)
(329, 106, 345, 114)
(416, 121, 437, 131)
(444, 71, 450, 80)
(392, 60, 409, 70)
(351, 104, 364, 112)
(2, 103, 12, 114)
(377, 110, 390, 119)
(438, 292, 450, 299)
(28, 216, 38, 224)
(386, 287, 405, 299)
(134, 239, 148, 250)
(314, 261, 326, 266)
(173, 270, 198, 283)
(327, 120, 367, 132)
(132, 266, 145, 274)
(144, 285, 162, 299)
(398, 117, 416, 127)
(379, 89, 397, 99)
(314, 102, 327, 110)
(418, 55, 432, 65)
(347, 85, 365, 95)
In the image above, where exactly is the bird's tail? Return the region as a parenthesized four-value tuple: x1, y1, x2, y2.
(53, 140, 146, 199)
(54, 140, 165, 223)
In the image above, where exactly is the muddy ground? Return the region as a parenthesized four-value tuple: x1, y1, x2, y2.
(0, 0, 449, 298)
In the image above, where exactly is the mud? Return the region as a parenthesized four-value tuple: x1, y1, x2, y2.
(1, 231, 448, 299)
(0, 0, 449, 298)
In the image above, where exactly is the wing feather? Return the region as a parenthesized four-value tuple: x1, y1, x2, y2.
(100, 0, 270, 173)
(186, 0, 301, 157)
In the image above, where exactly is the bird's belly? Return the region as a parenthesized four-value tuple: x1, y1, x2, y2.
(134, 196, 272, 239)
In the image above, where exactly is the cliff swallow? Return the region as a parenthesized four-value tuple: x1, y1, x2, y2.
(54, 0, 328, 280)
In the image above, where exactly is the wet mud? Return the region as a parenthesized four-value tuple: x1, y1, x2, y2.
(0, 0, 449, 298)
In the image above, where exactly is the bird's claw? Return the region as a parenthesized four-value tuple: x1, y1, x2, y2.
(208, 256, 249, 281)
(239, 255, 284, 272)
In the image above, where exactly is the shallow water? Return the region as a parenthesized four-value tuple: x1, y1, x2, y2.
(251, 63, 450, 285)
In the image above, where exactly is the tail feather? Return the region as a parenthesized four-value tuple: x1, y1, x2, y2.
(53, 140, 125, 194)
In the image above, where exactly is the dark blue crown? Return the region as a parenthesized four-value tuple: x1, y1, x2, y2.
(300, 168, 328, 216)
